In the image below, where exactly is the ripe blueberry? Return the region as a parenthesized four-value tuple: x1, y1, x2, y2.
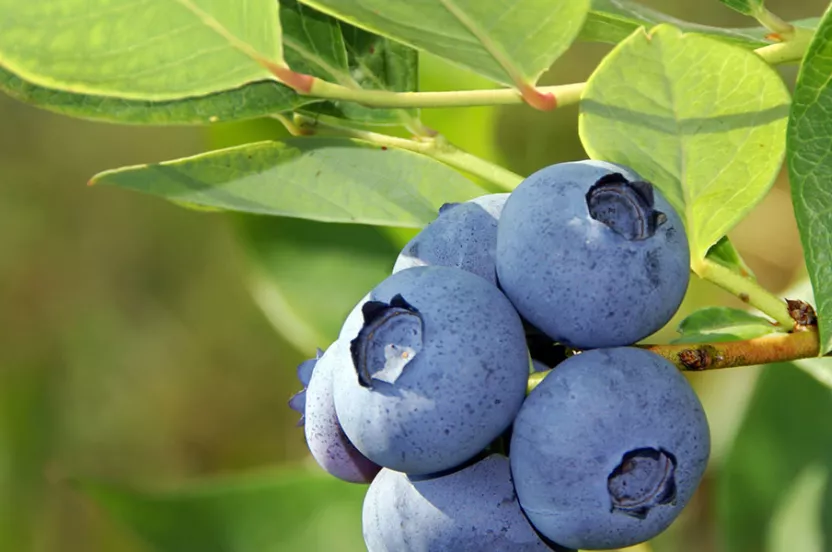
(510, 347, 710, 549)
(496, 160, 690, 349)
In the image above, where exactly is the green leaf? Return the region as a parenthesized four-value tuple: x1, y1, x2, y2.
(718, 364, 832, 552)
(706, 236, 756, 279)
(719, 0, 764, 16)
(579, 24, 790, 261)
(79, 468, 366, 552)
(300, 27, 419, 126)
(90, 138, 485, 227)
(235, 215, 398, 353)
(787, 3, 832, 355)
(674, 307, 780, 344)
(280, 0, 417, 126)
(0, 0, 282, 100)
(0, 66, 316, 125)
(580, 0, 819, 47)
(296, 0, 590, 88)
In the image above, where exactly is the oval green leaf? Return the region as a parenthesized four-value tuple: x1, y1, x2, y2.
(673, 307, 781, 344)
(280, 0, 417, 126)
(235, 215, 398, 353)
(0, 66, 315, 125)
(581, 0, 769, 46)
(718, 364, 832, 552)
(296, 0, 590, 88)
(787, 3, 832, 355)
(78, 468, 366, 552)
(0, 0, 282, 100)
(579, 24, 790, 261)
(90, 138, 486, 227)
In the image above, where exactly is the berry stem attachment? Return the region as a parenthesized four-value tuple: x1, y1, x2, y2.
(528, 329, 823, 393)
(289, 115, 523, 192)
(692, 258, 795, 329)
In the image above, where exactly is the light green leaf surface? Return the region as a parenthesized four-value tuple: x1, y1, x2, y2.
(0, 66, 313, 125)
(236, 215, 398, 353)
(79, 469, 366, 552)
(580, 0, 818, 48)
(719, 0, 764, 17)
(579, 24, 790, 261)
(280, 0, 417, 126)
(296, 0, 590, 87)
(90, 138, 485, 227)
(0, 0, 282, 100)
(674, 307, 780, 344)
(718, 364, 832, 552)
(787, 3, 832, 355)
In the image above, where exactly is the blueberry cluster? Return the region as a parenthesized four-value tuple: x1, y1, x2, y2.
(289, 160, 711, 551)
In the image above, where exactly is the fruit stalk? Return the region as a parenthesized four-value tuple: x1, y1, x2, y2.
(692, 258, 794, 328)
(641, 328, 821, 372)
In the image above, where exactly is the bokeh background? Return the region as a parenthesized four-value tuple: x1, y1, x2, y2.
(1, 0, 829, 551)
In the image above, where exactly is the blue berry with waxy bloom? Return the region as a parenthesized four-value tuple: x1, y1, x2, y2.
(362, 454, 568, 552)
(333, 265, 530, 475)
(509, 347, 710, 550)
(393, 193, 509, 284)
(496, 160, 690, 349)
(302, 340, 381, 483)
(288, 348, 322, 426)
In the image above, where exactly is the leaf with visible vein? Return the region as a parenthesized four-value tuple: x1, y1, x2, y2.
(674, 307, 780, 344)
(787, 3, 832, 355)
(581, 0, 818, 48)
(0, 0, 283, 100)
(579, 24, 790, 261)
(90, 138, 486, 227)
(297, 0, 589, 88)
(0, 66, 314, 125)
(280, 0, 417, 125)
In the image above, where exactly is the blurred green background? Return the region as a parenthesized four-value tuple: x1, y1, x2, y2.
(1, 1, 830, 551)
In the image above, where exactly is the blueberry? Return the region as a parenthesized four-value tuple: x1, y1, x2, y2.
(332, 266, 529, 475)
(393, 193, 509, 284)
(496, 160, 690, 349)
(362, 454, 564, 551)
(510, 347, 710, 549)
(302, 340, 381, 483)
(288, 349, 323, 426)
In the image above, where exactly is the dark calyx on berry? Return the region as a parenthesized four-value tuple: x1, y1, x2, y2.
(350, 294, 424, 388)
(586, 173, 668, 241)
(607, 447, 677, 519)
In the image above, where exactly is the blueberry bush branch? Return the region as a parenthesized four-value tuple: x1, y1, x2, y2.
(641, 328, 821, 372)
(271, 35, 806, 111)
(303, 79, 585, 109)
(527, 329, 822, 394)
(692, 257, 795, 328)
